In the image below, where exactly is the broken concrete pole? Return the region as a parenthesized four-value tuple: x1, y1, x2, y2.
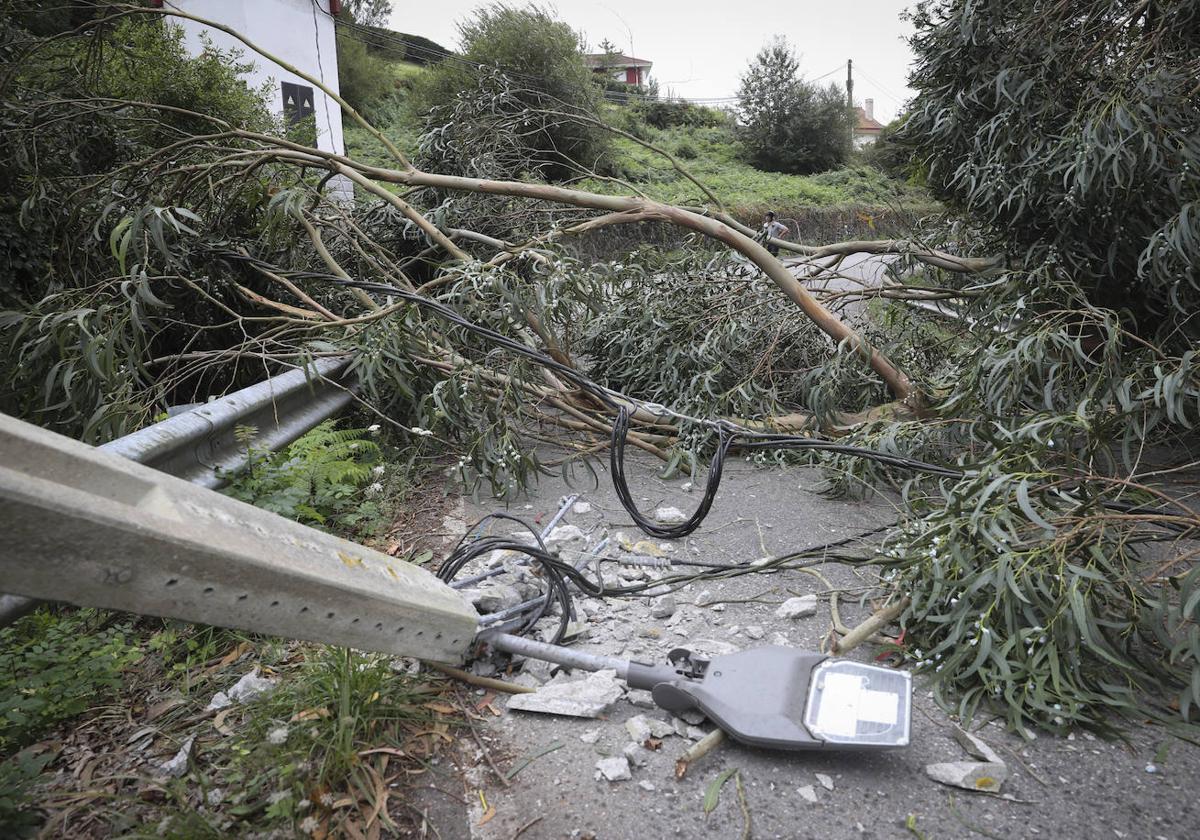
(776, 595, 819, 619)
(595, 755, 632, 781)
(507, 669, 623, 718)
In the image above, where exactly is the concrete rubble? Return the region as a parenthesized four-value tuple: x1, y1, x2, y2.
(653, 506, 688, 524)
(206, 668, 276, 711)
(776, 594, 818, 619)
(506, 669, 624, 718)
(157, 736, 194, 779)
(595, 755, 632, 782)
(925, 727, 1008, 792)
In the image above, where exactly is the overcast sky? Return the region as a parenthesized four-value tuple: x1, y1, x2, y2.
(389, 1, 918, 123)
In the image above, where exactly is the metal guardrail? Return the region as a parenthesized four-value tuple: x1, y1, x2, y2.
(0, 357, 359, 626)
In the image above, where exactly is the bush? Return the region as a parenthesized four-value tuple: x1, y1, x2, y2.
(335, 28, 395, 118)
(736, 38, 854, 174)
(412, 3, 602, 180)
(632, 100, 728, 130)
(673, 139, 698, 160)
(860, 116, 914, 180)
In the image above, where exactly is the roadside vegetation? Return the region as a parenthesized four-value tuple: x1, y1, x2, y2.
(1, 0, 1198, 834)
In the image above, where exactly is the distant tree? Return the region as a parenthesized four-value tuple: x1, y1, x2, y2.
(736, 38, 854, 174)
(413, 3, 602, 181)
(342, 0, 393, 28)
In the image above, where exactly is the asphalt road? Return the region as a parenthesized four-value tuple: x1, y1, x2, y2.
(411, 449, 1200, 840)
(409, 254, 1198, 840)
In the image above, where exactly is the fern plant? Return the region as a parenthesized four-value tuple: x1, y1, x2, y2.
(222, 421, 382, 529)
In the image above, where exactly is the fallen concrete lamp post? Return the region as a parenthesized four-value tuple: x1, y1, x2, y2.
(485, 631, 911, 751)
(0, 411, 910, 753)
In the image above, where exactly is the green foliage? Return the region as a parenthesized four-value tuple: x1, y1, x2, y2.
(903, 0, 1200, 326)
(0, 747, 53, 838)
(412, 3, 602, 180)
(221, 421, 383, 530)
(335, 27, 396, 118)
(342, 0, 393, 28)
(579, 123, 934, 232)
(0, 609, 143, 752)
(860, 116, 915, 181)
(736, 37, 855, 174)
(633, 99, 730, 130)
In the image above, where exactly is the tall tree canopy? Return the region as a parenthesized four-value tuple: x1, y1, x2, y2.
(736, 38, 854, 175)
(903, 0, 1200, 331)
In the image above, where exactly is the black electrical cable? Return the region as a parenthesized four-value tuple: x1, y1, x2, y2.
(219, 252, 1195, 541)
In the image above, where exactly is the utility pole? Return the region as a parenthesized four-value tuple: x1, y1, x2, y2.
(847, 59, 856, 147)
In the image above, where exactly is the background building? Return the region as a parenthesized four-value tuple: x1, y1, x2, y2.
(162, 0, 347, 162)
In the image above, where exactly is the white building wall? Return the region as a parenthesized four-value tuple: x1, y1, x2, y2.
(165, 0, 345, 158)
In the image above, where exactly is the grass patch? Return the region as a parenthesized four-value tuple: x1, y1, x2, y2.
(0, 421, 462, 836)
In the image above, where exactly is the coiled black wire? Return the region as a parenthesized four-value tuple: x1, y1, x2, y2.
(220, 252, 1193, 541)
(610, 405, 962, 539)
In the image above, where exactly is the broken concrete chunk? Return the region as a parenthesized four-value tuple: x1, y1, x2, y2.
(626, 715, 653, 744)
(266, 726, 289, 745)
(653, 506, 688, 525)
(507, 669, 624, 718)
(595, 756, 632, 782)
(572, 501, 592, 515)
(768, 632, 791, 648)
(471, 583, 522, 613)
(687, 638, 739, 657)
(797, 784, 819, 804)
(744, 625, 765, 640)
(638, 780, 657, 791)
(776, 595, 819, 619)
(625, 714, 676, 743)
(952, 727, 1004, 764)
(157, 736, 194, 779)
(623, 742, 650, 767)
(924, 761, 1007, 792)
(650, 595, 677, 619)
(579, 729, 601, 744)
(206, 668, 276, 711)
(815, 773, 834, 791)
(630, 540, 668, 558)
(546, 524, 588, 552)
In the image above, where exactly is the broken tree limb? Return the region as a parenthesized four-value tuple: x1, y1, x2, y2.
(424, 662, 536, 695)
(675, 728, 726, 779)
(831, 597, 911, 655)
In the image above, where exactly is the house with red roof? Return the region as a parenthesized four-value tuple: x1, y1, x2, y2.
(853, 98, 885, 148)
(584, 52, 652, 87)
